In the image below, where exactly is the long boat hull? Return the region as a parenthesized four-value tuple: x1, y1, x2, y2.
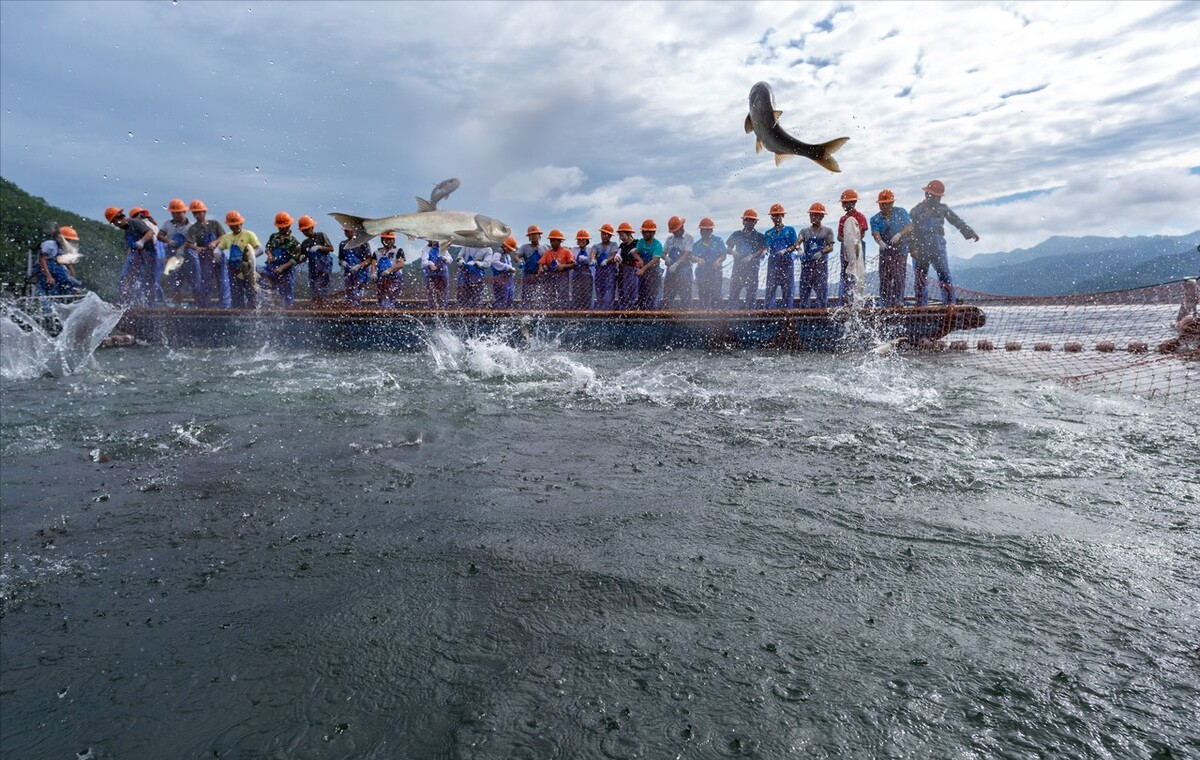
(116, 304, 986, 352)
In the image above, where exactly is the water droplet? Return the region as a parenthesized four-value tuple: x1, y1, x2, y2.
(127, 131, 134, 138)
(254, 166, 260, 172)
(268, 60, 275, 65)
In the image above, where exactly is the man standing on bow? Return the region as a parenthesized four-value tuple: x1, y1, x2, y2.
(909, 179, 979, 306)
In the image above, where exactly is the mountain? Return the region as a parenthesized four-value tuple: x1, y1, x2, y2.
(949, 231, 1200, 296)
(0, 176, 125, 299)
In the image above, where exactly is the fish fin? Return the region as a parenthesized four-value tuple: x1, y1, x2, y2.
(328, 212, 377, 248)
(774, 152, 796, 166)
(415, 196, 436, 213)
(811, 136, 850, 173)
(454, 230, 478, 239)
(744, 114, 754, 134)
(773, 110, 782, 123)
(755, 138, 763, 155)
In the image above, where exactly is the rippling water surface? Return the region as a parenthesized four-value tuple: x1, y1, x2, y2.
(2, 330, 1197, 759)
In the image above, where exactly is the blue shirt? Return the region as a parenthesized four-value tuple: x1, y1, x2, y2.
(799, 226, 834, 262)
(763, 225, 798, 258)
(691, 235, 727, 264)
(870, 208, 913, 243)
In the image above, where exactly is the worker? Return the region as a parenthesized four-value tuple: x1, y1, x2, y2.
(763, 203, 799, 309)
(869, 190, 913, 307)
(796, 203, 835, 309)
(660, 216, 694, 309)
(691, 218, 728, 310)
(909, 179, 980, 306)
(726, 209, 767, 309)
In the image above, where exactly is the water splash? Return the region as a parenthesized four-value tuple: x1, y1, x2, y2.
(0, 293, 125, 380)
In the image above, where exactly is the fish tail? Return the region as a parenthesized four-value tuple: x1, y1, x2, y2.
(328, 212, 376, 248)
(812, 137, 849, 173)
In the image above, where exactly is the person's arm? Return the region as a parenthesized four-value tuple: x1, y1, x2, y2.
(39, 251, 55, 284)
(945, 207, 980, 241)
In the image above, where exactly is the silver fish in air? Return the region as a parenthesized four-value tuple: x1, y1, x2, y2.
(746, 81, 848, 172)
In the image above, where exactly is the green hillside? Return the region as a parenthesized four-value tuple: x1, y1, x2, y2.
(0, 176, 125, 299)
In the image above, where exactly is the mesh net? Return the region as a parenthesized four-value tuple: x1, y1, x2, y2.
(938, 279, 1198, 404)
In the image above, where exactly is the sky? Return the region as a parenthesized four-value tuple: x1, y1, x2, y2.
(1, 0, 1198, 258)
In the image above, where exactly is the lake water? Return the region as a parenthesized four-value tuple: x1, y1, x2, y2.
(1, 308, 1198, 759)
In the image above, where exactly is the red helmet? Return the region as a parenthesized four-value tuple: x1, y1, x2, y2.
(575, 229, 590, 240)
(188, 199, 207, 212)
(59, 225, 80, 241)
(840, 189, 858, 203)
(297, 215, 316, 230)
(808, 203, 827, 216)
(547, 229, 566, 241)
(503, 235, 518, 252)
(698, 217, 715, 230)
(526, 224, 543, 237)
(104, 206, 124, 223)
(877, 189, 895, 204)
(923, 180, 946, 197)
(225, 210, 244, 226)
(769, 203, 785, 216)
(274, 211, 293, 228)
(599, 223, 615, 236)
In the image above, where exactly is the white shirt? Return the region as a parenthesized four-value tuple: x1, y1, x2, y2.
(421, 244, 452, 270)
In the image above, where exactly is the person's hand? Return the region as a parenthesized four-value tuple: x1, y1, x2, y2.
(890, 233, 902, 245)
(135, 240, 145, 250)
(969, 233, 980, 242)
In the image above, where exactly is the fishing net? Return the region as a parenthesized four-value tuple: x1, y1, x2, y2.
(936, 279, 1198, 404)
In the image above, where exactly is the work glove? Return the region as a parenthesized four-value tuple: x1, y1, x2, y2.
(890, 233, 902, 245)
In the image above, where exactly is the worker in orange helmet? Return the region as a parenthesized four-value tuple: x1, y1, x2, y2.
(488, 236, 519, 309)
(726, 209, 768, 309)
(836, 190, 869, 307)
(159, 198, 201, 306)
(660, 216, 694, 309)
(373, 231, 407, 309)
(297, 215, 335, 302)
(909, 179, 979, 306)
(517, 224, 547, 308)
(215, 210, 261, 309)
(589, 223, 621, 310)
(615, 222, 643, 310)
(635, 219, 663, 311)
(569, 229, 594, 309)
(455, 238, 492, 309)
(260, 212, 302, 306)
(691, 217, 728, 310)
(869, 190, 913, 307)
(763, 203, 800, 310)
(107, 206, 158, 306)
(36, 223, 84, 297)
(537, 229, 575, 308)
(797, 203, 835, 309)
(184, 199, 227, 307)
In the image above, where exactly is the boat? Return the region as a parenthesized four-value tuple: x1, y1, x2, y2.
(115, 302, 986, 352)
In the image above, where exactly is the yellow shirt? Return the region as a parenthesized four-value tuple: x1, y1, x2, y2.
(218, 230, 261, 280)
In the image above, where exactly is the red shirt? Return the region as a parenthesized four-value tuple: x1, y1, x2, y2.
(837, 210, 869, 241)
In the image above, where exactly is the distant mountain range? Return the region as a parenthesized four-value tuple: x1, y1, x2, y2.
(948, 232, 1200, 296)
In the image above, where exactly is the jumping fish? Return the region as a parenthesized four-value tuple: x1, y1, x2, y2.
(417, 178, 461, 211)
(329, 208, 511, 250)
(745, 81, 849, 172)
(56, 238, 82, 265)
(163, 256, 184, 275)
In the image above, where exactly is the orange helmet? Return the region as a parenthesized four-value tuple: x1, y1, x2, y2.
(769, 203, 785, 216)
(59, 225, 79, 241)
(526, 224, 543, 237)
(274, 211, 293, 228)
(599, 223, 615, 236)
(617, 222, 635, 234)
(640, 219, 657, 232)
(503, 235, 518, 252)
(380, 231, 396, 240)
(104, 206, 124, 223)
(698, 217, 715, 230)
(225, 210, 244, 226)
(742, 209, 759, 221)
(167, 198, 187, 213)
(668, 215, 685, 232)
(575, 229, 590, 240)
(130, 206, 147, 217)
(877, 189, 895, 204)
(297, 215, 316, 230)
(923, 179, 946, 197)
(188, 199, 207, 212)
(547, 229, 565, 240)
(808, 203, 827, 216)
(840, 189, 858, 203)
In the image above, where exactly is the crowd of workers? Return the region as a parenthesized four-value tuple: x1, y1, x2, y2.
(70, 180, 981, 310)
